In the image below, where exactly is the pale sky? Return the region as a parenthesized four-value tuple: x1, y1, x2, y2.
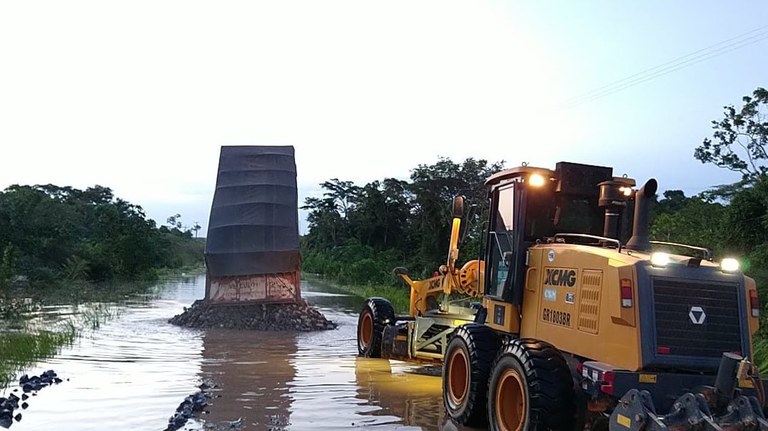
(1, 1, 766, 234)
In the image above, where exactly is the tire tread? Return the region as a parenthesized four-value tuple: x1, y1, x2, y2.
(357, 297, 395, 357)
(489, 338, 575, 430)
(443, 323, 501, 427)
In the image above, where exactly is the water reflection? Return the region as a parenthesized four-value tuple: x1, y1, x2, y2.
(1, 275, 477, 430)
(355, 358, 441, 429)
(199, 329, 298, 430)
(0, 276, 206, 431)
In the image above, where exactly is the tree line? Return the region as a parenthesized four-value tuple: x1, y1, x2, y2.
(301, 88, 768, 315)
(300, 157, 503, 286)
(653, 88, 768, 322)
(0, 184, 203, 288)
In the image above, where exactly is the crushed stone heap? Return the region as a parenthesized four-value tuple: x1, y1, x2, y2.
(168, 299, 337, 331)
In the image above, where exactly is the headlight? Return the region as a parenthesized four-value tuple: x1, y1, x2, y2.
(720, 258, 740, 272)
(529, 173, 545, 187)
(650, 252, 670, 267)
(619, 186, 633, 197)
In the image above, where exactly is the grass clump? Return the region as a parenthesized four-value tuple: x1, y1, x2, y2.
(76, 303, 121, 330)
(304, 273, 411, 313)
(0, 293, 124, 389)
(343, 283, 410, 314)
(0, 328, 76, 388)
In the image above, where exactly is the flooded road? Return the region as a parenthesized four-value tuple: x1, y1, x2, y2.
(1, 275, 473, 430)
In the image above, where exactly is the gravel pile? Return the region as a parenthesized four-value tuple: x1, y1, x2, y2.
(168, 300, 337, 331)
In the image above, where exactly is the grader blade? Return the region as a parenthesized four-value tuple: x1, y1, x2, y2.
(659, 392, 722, 431)
(609, 389, 668, 431)
(610, 389, 768, 431)
(609, 390, 723, 431)
(715, 395, 768, 431)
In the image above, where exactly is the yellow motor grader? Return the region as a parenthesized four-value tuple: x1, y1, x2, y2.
(356, 161, 768, 430)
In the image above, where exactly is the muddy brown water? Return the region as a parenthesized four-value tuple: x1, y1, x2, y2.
(1, 275, 477, 430)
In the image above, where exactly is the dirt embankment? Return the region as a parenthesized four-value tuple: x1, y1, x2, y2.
(168, 300, 337, 331)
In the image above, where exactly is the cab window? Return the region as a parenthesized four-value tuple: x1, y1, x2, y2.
(488, 184, 515, 298)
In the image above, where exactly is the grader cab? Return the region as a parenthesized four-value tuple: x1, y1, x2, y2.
(356, 161, 768, 430)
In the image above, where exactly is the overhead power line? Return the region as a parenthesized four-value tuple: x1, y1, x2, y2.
(562, 25, 768, 109)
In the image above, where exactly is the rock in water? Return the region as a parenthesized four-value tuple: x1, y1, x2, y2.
(0, 370, 63, 428)
(0, 413, 11, 429)
(163, 382, 215, 431)
(167, 300, 337, 331)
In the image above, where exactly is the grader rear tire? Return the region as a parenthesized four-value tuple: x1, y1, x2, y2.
(357, 297, 395, 357)
(443, 324, 501, 427)
(487, 338, 575, 431)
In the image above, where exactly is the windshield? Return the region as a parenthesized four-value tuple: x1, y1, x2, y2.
(523, 190, 604, 241)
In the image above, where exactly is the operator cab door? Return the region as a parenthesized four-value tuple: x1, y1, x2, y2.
(484, 180, 526, 306)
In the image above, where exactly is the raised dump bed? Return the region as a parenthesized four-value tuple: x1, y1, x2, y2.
(204, 145, 301, 304)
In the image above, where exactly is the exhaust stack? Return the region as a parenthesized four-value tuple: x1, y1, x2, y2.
(626, 178, 658, 252)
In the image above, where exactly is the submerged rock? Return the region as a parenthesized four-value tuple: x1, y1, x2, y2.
(163, 382, 214, 431)
(168, 300, 337, 331)
(0, 370, 63, 428)
(19, 370, 60, 393)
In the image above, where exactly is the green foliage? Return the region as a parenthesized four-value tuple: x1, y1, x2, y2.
(0, 329, 76, 388)
(302, 240, 402, 286)
(0, 245, 15, 289)
(0, 299, 122, 388)
(754, 336, 768, 374)
(691, 86, 768, 348)
(0, 296, 38, 324)
(408, 157, 503, 273)
(651, 191, 727, 252)
(0, 184, 203, 286)
(695, 87, 768, 183)
(303, 273, 410, 313)
(301, 156, 504, 289)
(60, 255, 89, 281)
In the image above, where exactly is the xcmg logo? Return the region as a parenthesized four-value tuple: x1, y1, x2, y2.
(544, 268, 577, 287)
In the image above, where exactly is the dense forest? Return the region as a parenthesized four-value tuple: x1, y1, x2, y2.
(301, 87, 768, 329)
(0, 184, 203, 288)
(300, 157, 502, 286)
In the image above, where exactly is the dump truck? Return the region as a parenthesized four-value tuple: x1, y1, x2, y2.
(205, 145, 301, 304)
(356, 161, 768, 430)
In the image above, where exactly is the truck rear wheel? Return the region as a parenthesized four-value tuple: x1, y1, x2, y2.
(357, 297, 395, 357)
(443, 323, 501, 427)
(487, 338, 575, 431)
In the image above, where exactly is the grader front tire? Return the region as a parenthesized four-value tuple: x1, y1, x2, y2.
(356, 297, 395, 358)
(442, 324, 501, 427)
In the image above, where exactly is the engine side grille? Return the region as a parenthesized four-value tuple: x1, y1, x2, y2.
(578, 270, 602, 334)
(652, 278, 742, 358)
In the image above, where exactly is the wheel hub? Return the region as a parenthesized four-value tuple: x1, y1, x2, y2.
(447, 348, 469, 406)
(359, 312, 373, 348)
(496, 368, 526, 431)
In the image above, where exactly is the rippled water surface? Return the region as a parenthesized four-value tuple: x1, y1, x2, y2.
(1, 275, 473, 431)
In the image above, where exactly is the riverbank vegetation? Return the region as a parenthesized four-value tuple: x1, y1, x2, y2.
(0, 184, 204, 289)
(301, 87, 768, 368)
(0, 184, 205, 387)
(303, 273, 411, 313)
(0, 329, 76, 388)
(0, 302, 123, 388)
(300, 157, 502, 286)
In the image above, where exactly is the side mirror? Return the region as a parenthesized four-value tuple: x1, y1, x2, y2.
(451, 196, 465, 218)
